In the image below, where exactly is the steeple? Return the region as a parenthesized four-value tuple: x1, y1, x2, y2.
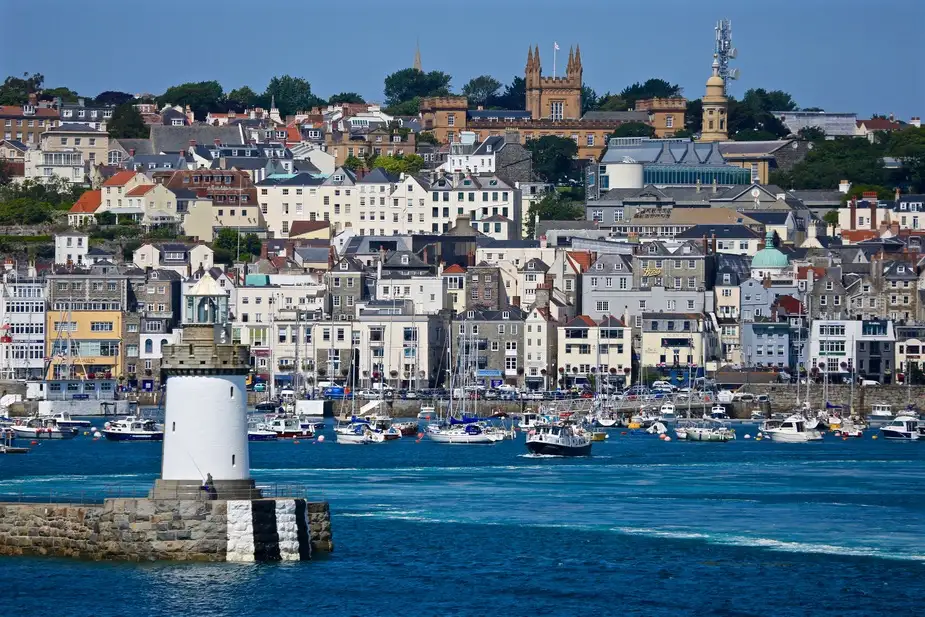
(574, 44, 582, 69)
(534, 45, 541, 71)
(526, 46, 534, 71)
(567, 46, 574, 74)
(413, 40, 422, 72)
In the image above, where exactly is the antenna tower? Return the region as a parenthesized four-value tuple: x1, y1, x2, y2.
(714, 19, 738, 94)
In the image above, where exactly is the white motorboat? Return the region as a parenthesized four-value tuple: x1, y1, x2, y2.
(264, 415, 314, 439)
(247, 419, 278, 442)
(834, 418, 864, 438)
(658, 403, 678, 423)
(335, 422, 387, 444)
(526, 423, 592, 456)
(595, 411, 619, 427)
(518, 412, 544, 430)
(763, 414, 823, 443)
(676, 420, 735, 442)
(879, 415, 923, 441)
(867, 403, 894, 426)
(40, 411, 91, 430)
(645, 421, 669, 435)
(417, 405, 437, 420)
(11, 417, 78, 440)
(101, 416, 164, 441)
(426, 422, 495, 444)
(749, 408, 765, 421)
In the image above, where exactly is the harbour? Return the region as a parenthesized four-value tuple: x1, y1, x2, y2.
(1, 416, 924, 616)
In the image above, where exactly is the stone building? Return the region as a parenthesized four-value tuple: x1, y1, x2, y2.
(466, 263, 506, 311)
(126, 268, 182, 390)
(453, 307, 526, 386)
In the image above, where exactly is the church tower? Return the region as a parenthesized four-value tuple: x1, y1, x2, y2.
(699, 54, 728, 142)
(525, 44, 582, 121)
(413, 41, 422, 72)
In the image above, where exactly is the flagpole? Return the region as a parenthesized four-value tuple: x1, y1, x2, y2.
(553, 42, 557, 78)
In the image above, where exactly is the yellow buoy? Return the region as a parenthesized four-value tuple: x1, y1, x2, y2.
(628, 422, 641, 430)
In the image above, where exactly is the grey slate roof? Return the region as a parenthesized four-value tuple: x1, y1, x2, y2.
(150, 125, 243, 155)
(742, 211, 791, 225)
(45, 123, 105, 133)
(255, 173, 324, 187)
(113, 138, 154, 156)
(675, 224, 762, 239)
(582, 111, 650, 122)
(357, 168, 399, 184)
(2, 139, 27, 150)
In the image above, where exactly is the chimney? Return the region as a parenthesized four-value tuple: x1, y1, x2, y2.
(838, 179, 851, 194)
(895, 187, 901, 201)
(912, 117, 921, 129)
(850, 197, 857, 230)
(539, 235, 548, 249)
(129, 148, 135, 157)
(870, 199, 877, 231)
(214, 138, 221, 146)
(260, 242, 268, 260)
(711, 233, 717, 254)
(27, 93, 37, 105)
(511, 296, 521, 308)
(889, 112, 895, 122)
(189, 140, 196, 147)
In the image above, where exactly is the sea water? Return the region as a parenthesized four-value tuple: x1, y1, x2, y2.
(2, 425, 924, 616)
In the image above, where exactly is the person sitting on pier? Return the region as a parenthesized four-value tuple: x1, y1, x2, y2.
(201, 473, 217, 500)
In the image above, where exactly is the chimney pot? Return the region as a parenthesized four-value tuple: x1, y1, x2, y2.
(189, 140, 196, 147)
(214, 138, 221, 146)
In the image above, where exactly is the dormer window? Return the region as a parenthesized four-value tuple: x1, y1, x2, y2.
(502, 311, 510, 319)
(898, 266, 906, 273)
(613, 263, 622, 271)
(340, 262, 348, 270)
(528, 262, 534, 270)
(595, 263, 604, 271)
(401, 255, 409, 265)
(648, 245, 657, 254)
(467, 310, 474, 319)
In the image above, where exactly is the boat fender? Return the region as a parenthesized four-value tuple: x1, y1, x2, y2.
(93, 431, 101, 438)
(417, 432, 424, 439)
(664, 436, 671, 442)
(30, 440, 38, 445)
(872, 435, 878, 440)
(621, 431, 627, 436)
(104, 422, 112, 430)
(317, 435, 325, 443)
(744, 434, 751, 439)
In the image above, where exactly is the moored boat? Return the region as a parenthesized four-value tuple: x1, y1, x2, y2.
(879, 415, 923, 441)
(264, 415, 314, 439)
(525, 423, 592, 457)
(41, 412, 91, 429)
(426, 422, 495, 444)
(101, 416, 164, 441)
(867, 403, 894, 426)
(11, 417, 78, 440)
(763, 414, 823, 443)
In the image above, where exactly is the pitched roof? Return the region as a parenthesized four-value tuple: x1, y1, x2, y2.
(564, 315, 597, 328)
(102, 170, 138, 187)
(858, 118, 901, 131)
(69, 190, 102, 214)
(797, 265, 827, 280)
(150, 124, 243, 155)
(566, 251, 593, 273)
(288, 220, 330, 237)
(0, 105, 59, 118)
(598, 315, 626, 327)
(442, 264, 466, 274)
(675, 224, 762, 239)
(774, 295, 803, 314)
(125, 184, 155, 197)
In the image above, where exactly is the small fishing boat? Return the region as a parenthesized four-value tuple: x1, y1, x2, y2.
(336, 422, 386, 444)
(763, 414, 823, 443)
(11, 417, 78, 440)
(704, 404, 730, 421)
(749, 408, 765, 421)
(879, 415, 923, 441)
(264, 415, 314, 439)
(526, 423, 592, 457)
(393, 421, 419, 437)
(417, 405, 437, 420)
(41, 412, 91, 430)
(247, 419, 279, 442)
(676, 420, 735, 442)
(101, 416, 164, 441)
(658, 403, 678, 424)
(867, 403, 894, 426)
(645, 421, 669, 436)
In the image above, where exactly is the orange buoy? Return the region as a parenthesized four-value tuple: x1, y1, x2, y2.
(417, 432, 424, 439)
(30, 440, 38, 445)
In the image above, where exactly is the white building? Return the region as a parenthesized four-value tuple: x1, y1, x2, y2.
(24, 148, 85, 185)
(0, 268, 46, 379)
(54, 232, 89, 266)
(524, 305, 557, 390)
(375, 273, 448, 315)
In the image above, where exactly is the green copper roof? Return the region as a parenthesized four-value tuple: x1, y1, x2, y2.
(751, 229, 789, 268)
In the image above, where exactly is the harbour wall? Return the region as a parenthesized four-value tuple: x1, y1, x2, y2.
(0, 498, 332, 562)
(738, 384, 925, 415)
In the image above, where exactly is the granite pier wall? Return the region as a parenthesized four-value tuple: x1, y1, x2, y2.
(0, 498, 332, 562)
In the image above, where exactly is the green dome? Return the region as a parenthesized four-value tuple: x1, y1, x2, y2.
(751, 230, 789, 269)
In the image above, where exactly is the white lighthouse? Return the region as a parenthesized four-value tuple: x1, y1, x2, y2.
(151, 275, 258, 500)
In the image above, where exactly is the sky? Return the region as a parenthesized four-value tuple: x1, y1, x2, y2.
(2, 0, 923, 119)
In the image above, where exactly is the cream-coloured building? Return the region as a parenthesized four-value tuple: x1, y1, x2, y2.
(524, 305, 557, 390)
(125, 183, 180, 228)
(441, 264, 467, 315)
(24, 148, 84, 185)
(133, 243, 214, 277)
(699, 56, 728, 143)
(182, 197, 263, 241)
(40, 124, 109, 167)
(557, 315, 632, 387)
(639, 312, 720, 371)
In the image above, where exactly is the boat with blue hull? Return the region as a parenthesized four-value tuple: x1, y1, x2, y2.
(101, 416, 164, 441)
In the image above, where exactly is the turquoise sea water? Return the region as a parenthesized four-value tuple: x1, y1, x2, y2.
(2, 424, 924, 616)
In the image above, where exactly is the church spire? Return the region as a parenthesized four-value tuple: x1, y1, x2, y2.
(574, 44, 582, 69)
(567, 46, 574, 74)
(534, 45, 541, 71)
(413, 40, 422, 72)
(526, 46, 534, 70)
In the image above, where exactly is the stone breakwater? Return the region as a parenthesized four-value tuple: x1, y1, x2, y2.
(737, 384, 925, 415)
(0, 498, 332, 562)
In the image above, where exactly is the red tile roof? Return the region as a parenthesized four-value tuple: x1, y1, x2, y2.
(567, 315, 597, 328)
(841, 230, 879, 244)
(796, 266, 827, 281)
(125, 184, 155, 197)
(69, 190, 102, 214)
(0, 105, 59, 118)
(442, 264, 466, 274)
(285, 125, 302, 145)
(102, 170, 139, 187)
(775, 295, 804, 315)
(858, 118, 901, 131)
(567, 251, 593, 273)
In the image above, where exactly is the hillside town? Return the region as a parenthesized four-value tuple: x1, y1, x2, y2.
(1, 39, 924, 398)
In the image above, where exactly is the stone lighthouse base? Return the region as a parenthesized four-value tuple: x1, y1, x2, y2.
(150, 478, 263, 501)
(0, 498, 333, 562)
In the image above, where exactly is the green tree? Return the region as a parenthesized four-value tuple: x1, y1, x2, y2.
(158, 81, 225, 119)
(93, 91, 135, 106)
(227, 86, 258, 112)
(685, 99, 703, 134)
(212, 229, 261, 260)
(261, 75, 324, 116)
(384, 97, 421, 116)
(95, 211, 117, 226)
(0, 73, 44, 105)
(0, 198, 56, 224)
(525, 192, 584, 238)
(526, 136, 579, 185)
(344, 155, 364, 172)
(619, 78, 682, 108)
(727, 90, 793, 139)
(107, 102, 148, 139)
(328, 92, 366, 105)
(581, 85, 598, 115)
(885, 126, 925, 192)
(770, 137, 887, 189)
(41, 86, 80, 103)
(611, 122, 656, 138)
(0, 159, 11, 186)
(383, 68, 452, 106)
(462, 75, 502, 106)
(840, 184, 894, 204)
(822, 210, 840, 228)
(597, 93, 629, 112)
(798, 126, 826, 141)
(491, 76, 526, 110)
(371, 154, 424, 176)
(734, 129, 780, 142)
(672, 128, 694, 139)
(417, 131, 440, 146)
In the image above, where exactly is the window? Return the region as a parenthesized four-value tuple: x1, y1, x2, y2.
(596, 301, 609, 312)
(665, 115, 674, 128)
(586, 134, 595, 147)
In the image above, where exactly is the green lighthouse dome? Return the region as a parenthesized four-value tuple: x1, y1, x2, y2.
(750, 229, 789, 269)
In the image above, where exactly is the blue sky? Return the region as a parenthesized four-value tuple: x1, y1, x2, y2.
(2, 0, 922, 119)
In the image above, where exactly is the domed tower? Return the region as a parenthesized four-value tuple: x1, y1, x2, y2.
(151, 275, 257, 500)
(700, 55, 728, 142)
(750, 229, 790, 281)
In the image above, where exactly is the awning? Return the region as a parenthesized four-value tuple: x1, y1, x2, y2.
(274, 374, 293, 382)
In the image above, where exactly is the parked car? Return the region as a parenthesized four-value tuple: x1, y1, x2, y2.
(253, 383, 267, 393)
(523, 391, 544, 401)
(732, 391, 755, 402)
(860, 379, 880, 387)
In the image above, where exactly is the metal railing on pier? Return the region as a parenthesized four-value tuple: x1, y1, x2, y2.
(0, 483, 314, 505)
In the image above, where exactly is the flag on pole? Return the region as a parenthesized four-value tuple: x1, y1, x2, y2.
(554, 42, 560, 51)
